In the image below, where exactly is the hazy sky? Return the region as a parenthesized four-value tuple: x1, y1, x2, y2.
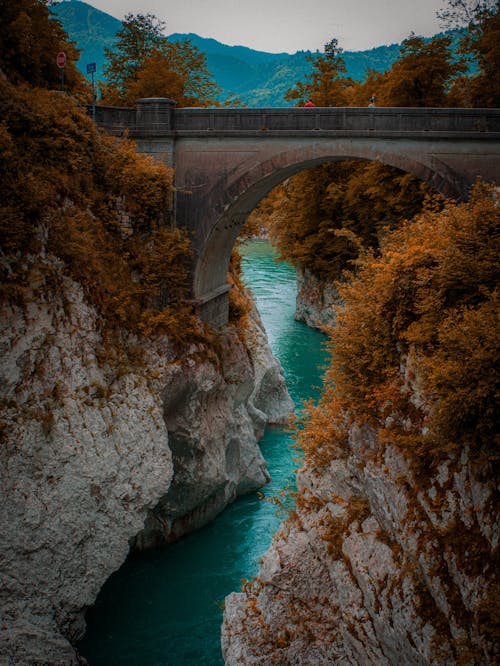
(82, 0, 448, 53)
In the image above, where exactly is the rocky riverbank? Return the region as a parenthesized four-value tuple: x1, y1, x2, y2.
(0, 256, 292, 665)
(222, 190, 500, 665)
(222, 422, 498, 664)
(294, 267, 339, 330)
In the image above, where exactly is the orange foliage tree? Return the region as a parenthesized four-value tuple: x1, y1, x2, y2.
(462, 3, 500, 106)
(0, 78, 200, 347)
(359, 34, 466, 107)
(285, 38, 353, 107)
(250, 160, 438, 282)
(0, 0, 85, 93)
(103, 12, 220, 106)
(323, 182, 499, 458)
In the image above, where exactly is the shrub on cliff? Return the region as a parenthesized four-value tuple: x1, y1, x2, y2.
(0, 79, 200, 347)
(312, 182, 499, 462)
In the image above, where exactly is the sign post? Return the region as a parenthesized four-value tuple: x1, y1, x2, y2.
(56, 51, 66, 92)
(86, 62, 97, 120)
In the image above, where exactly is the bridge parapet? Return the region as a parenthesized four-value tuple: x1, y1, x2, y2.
(91, 99, 500, 137)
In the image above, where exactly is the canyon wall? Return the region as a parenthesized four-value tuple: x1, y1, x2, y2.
(222, 195, 499, 664)
(0, 257, 292, 665)
(294, 267, 339, 330)
(222, 421, 498, 664)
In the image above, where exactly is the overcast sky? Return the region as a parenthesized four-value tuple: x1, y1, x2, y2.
(82, 0, 448, 53)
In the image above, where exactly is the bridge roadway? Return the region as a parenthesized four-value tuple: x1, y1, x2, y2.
(93, 99, 500, 326)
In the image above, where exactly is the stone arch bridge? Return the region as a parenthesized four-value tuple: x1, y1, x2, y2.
(93, 98, 500, 326)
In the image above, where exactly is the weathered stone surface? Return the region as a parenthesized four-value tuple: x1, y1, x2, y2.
(246, 304, 294, 428)
(294, 266, 340, 329)
(0, 260, 293, 663)
(134, 302, 294, 547)
(222, 424, 499, 665)
(0, 271, 173, 664)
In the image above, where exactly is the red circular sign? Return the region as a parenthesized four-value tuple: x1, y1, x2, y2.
(56, 52, 67, 68)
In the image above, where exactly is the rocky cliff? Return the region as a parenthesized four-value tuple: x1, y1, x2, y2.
(222, 189, 499, 664)
(222, 425, 498, 664)
(0, 256, 292, 664)
(294, 267, 339, 330)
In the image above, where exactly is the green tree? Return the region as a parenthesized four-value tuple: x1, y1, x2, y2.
(285, 38, 353, 106)
(0, 0, 84, 92)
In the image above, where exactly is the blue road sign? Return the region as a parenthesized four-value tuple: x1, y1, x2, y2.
(86, 62, 97, 74)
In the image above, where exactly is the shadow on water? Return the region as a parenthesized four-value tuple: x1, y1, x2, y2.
(77, 239, 328, 665)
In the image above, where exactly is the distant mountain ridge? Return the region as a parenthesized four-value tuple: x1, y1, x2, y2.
(51, 0, 404, 106)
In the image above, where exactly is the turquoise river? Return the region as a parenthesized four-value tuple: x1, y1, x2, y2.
(78, 239, 328, 665)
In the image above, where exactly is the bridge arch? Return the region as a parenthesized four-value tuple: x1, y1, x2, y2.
(92, 102, 500, 325)
(193, 141, 462, 305)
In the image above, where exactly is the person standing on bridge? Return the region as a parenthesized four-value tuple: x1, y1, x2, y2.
(304, 98, 316, 107)
(368, 94, 376, 108)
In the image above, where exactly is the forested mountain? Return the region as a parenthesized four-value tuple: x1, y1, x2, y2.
(51, 0, 402, 106)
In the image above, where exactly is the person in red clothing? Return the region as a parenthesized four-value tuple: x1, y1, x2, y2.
(303, 98, 315, 107)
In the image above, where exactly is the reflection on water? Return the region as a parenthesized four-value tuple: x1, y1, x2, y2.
(78, 239, 328, 666)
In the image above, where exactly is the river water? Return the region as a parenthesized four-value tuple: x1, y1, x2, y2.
(78, 239, 328, 665)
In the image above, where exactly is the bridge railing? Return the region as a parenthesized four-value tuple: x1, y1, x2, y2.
(91, 105, 136, 132)
(173, 107, 499, 133)
(89, 99, 500, 136)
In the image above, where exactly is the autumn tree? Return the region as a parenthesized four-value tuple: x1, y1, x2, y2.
(126, 48, 186, 103)
(325, 181, 499, 456)
(373, 34, 465, 106)
(346, 68, 386, 107)
(160, 39, 221, 106)
(103, 12, 220, 106)
(467, 4, 500, 105)
(0, 0, 84, 93)
(0, 75, 203, 346)
(252, 161, 437, 282)
(104, 12, 166, 100)
(285, 38, 353, 106)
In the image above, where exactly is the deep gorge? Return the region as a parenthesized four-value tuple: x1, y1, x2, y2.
(77, 239, 328, 664)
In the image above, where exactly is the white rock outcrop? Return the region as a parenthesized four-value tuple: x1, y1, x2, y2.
(135, 307, 293, 548)
(0, 258, 292, 664)
(294, 267, 340, 330)
(222, 425, 499, 664)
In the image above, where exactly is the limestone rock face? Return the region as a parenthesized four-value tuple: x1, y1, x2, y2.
(222, 424, 498, 664)
(0, 262, 292, 663)
(134, 306, 294, 547)
(246, 304, 294, 428)
(294, 267, 340, 330)
(0, 272, 173, 665)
